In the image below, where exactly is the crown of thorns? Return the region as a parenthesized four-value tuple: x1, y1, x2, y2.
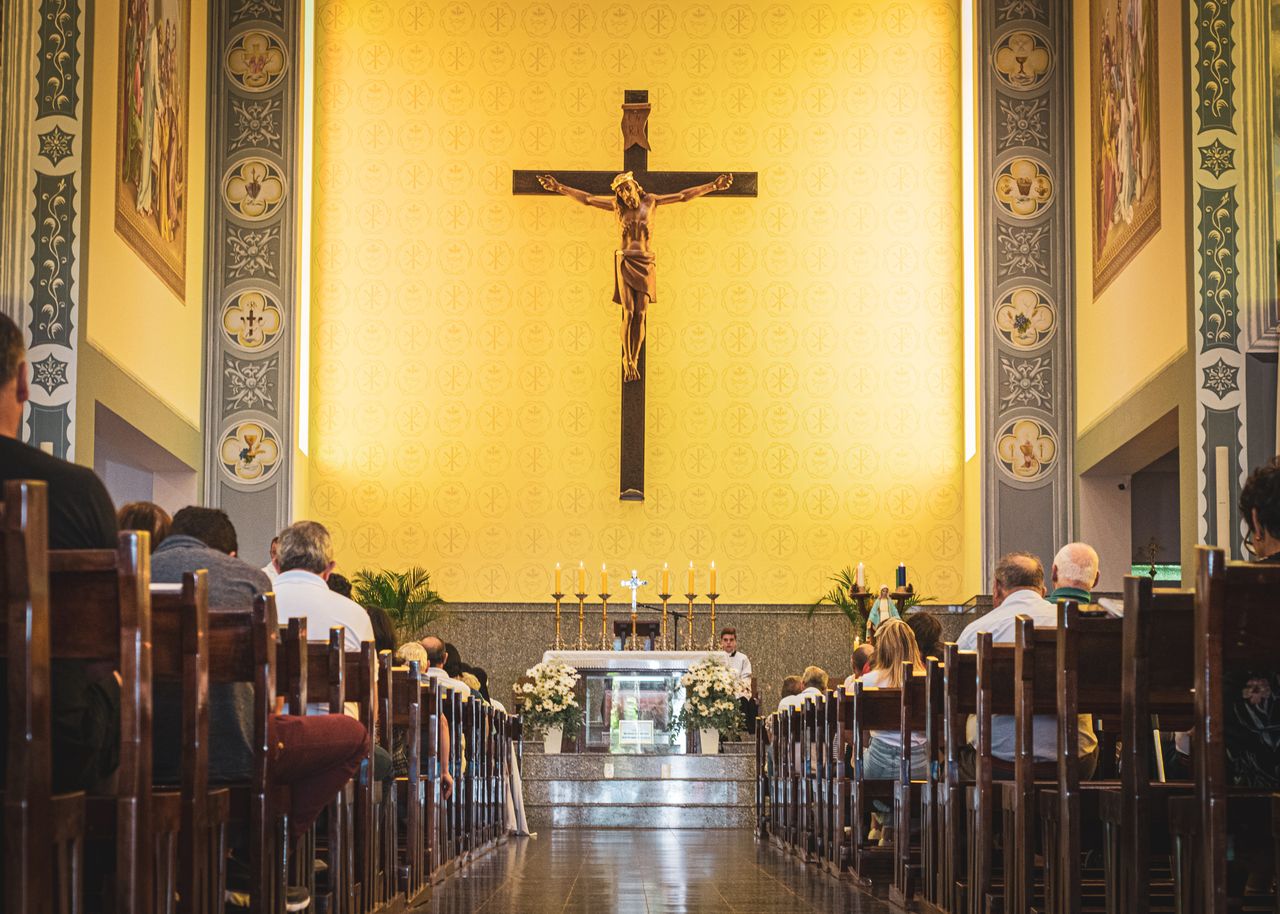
(611, 172, 637, 191)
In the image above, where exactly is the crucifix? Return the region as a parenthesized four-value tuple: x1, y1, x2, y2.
(619, 569, 648, 650)
(513, 89, 758, 501)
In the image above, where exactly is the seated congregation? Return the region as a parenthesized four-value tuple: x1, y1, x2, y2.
(0, 317, 527, 912)
(757, 461, 1280, 914)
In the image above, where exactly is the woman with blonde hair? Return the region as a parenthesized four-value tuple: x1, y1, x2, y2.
(860, 618, 928, 843)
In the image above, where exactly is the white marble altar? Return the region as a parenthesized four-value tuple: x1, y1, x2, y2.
(541, 649, 729, 671)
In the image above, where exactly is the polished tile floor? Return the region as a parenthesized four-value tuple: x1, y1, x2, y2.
(418, 829, 894, 913)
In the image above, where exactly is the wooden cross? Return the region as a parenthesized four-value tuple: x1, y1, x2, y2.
(513, 89, 758, 501)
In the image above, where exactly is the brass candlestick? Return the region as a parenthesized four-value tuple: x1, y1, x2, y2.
(658, 592, 672, 650)
(706, 592, 720, 650)
(685, 593, 697, 647)
(599, 592, 612, 650)
(552, 592, 565, 649)
(575, 592, 588, 649)
(630, 603, 639, 651)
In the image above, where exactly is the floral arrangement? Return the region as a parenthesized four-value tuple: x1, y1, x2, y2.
(672, 656, 746, 737)
(518, 658, 583, 736)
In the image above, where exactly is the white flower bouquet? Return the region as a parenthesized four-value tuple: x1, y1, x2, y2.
(672, 656, 746, 737)
(518, 658, 583, 736)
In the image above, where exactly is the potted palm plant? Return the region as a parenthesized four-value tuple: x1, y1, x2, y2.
(350, 566, 447, 644)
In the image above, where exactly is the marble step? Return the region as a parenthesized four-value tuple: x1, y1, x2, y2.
(524, 803, 755, 829)
(524, 777, 753, 806)
(721, 741, 755, 755)
(523, 753, 753, 781)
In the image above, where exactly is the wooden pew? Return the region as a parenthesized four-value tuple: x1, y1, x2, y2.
(47, 531, 153, 914)
(340, 641, 385, 913)
(919, 655, 947, 912)
(371, 651, 399, 912)
(386, 662, 427, 907)
(846, 679, 901, 889)
(927, 643, 977, 914)
(819, 688, 841, 873)
(2, 479, 86, 914)
(965, 635, 1015, 914)
(1001, 619, 1058, 914)
(211, 594, 286, 913)
(1047, 604, 1123, 914)
(1097, 577, 1193, 914)
(1186, 546, 1280, 913)
(890, 664, 929, 908)
(150, 572, 233, 914)
(423, 678, 445, 881)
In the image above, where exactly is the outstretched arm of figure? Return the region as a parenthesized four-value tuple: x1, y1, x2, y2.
(537, 174, 614, 211)
(652, 173, 732, 205)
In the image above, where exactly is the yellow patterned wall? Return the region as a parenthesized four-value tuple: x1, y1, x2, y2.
(309, 0, 965, 603)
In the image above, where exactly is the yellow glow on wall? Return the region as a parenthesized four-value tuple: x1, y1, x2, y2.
(309, 0, 966, 603)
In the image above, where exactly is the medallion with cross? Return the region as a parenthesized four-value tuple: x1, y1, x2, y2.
(514, 90, 758, 501)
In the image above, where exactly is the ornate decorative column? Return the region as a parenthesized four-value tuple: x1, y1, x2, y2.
(202, 0, 303, 546)
(1188, 0, 1272, 556)
(0, 0, 87, 457)
(977, 0, 1076, 577)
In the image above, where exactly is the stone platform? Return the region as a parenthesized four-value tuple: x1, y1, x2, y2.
(522, 742, 755, 830)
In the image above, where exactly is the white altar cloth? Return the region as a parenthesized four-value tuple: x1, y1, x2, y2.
(541, 649, 729, 672)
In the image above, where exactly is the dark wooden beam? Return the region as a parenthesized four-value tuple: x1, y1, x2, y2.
(512, 170, 758, 196)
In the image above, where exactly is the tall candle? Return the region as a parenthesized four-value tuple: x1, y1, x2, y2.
(555, 562, 562, 594)
(601, 563, 608, 593)
(856, 562, 865, 589)
(896, 562, 907, 589)
(577, 561, 585, 593)
(687, 561, 695, 594)
(662, 562, 670, 594)
(709, 560, 717, 593)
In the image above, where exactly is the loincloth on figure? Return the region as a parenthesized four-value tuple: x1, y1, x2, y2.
(613, 250, 657, 306)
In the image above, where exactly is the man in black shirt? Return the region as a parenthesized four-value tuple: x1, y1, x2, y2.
(0, 313, 120, 791)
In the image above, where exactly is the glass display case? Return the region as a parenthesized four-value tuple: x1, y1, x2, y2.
(580, 669, 688, 754)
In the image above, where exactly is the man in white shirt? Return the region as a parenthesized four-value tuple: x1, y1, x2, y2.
(271, 520, 375, 654)
(719, 626, 757, 733)
(260, 535, 279, 580)
(956, 551, 1098, 778)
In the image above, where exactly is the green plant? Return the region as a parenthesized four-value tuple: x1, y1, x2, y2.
(808, 566, 866, 634)
(351, 566, 446, 644)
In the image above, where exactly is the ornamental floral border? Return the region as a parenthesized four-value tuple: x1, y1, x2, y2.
(1189, 0, 1258, 555)
(9, 0, 87, 458)
(978, 0, 1075, 582)
(202, 2, 300, 541)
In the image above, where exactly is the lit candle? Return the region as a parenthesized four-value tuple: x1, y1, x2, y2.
(577, 560, 585, 593)
(687, 560, 695, 594)
(710, 560, 717, 593)
(856, 562, 865, 590)
(896, 562, 907, 589)
(601, 563, 608, 593)
(555, 562, 562, 594)
(662, 562, 670, 594)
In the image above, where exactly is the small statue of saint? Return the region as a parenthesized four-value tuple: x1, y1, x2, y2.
(537, 171, 733, 381)
(866, 585, 901, 641)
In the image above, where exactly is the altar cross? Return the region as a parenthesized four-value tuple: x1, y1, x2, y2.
(619, 569, 649, 651)
(513, 89, 758, 501)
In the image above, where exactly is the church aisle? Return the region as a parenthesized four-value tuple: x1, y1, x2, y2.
(419, 829, 893, 914)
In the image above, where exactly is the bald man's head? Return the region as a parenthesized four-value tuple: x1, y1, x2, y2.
(1052, 542, 1100, 591)
(420, 636, 447, 667)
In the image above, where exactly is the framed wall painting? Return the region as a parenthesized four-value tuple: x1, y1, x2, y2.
(1091, 0, 1160, 293)
(115, 0, 190, 297)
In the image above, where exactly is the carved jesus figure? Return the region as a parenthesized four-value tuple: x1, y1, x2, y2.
(537, 171, 733, 381)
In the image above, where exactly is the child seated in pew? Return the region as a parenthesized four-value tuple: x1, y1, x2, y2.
(860, 619, 929, 844)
